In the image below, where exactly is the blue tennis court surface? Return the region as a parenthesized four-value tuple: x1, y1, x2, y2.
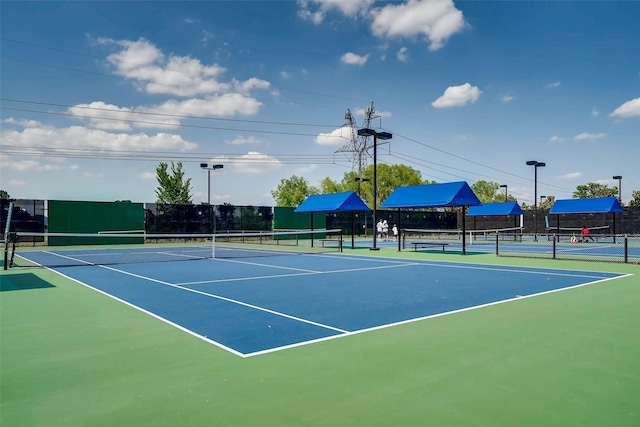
(48, 253, 627, 357)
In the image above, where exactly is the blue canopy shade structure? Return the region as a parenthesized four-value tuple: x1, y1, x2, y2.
(466, 202, 524, 217)
(381, 182, 481, 255)
(295, 191, 370, 249)
(549, 197, 623, 214)
(294, 191, 370, 213)
(381, 181, 481, 209)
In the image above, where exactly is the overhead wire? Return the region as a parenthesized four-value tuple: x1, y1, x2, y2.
(1, 36, 576, 197)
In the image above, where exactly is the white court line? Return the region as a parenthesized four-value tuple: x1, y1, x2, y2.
(34, 249, 633, 358)
(243, 273, 634, 357)
(210, 257, 320, 273)
(46, 267, 245, 358)
(177, 262, 419, 286)
(97, 264, 350, 334)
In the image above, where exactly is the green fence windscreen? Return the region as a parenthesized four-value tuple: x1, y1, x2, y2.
(273, 207, 326, 238)
(47, 200, 144, 246)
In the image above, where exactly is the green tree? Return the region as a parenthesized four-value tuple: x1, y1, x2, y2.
(155, 162, 193, 204)
(318, 177, 345, 194)
(572, 182, 618, 199)
(271, 175, 318, 207)
(629, 190, 640, 207)
(321, 164, 427, 208)
(539, 196, 555, 210)
(0, 190, 10, 199)
(471, 180, 500, 203)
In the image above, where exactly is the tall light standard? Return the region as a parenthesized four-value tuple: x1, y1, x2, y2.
(354, 177, 371, 197)
(499, 184, 508, 201)
(354, 177, 371, 237)
(526, 160, 546, 241)
(613, 175, 622, 203)
(200, 163, 224, 205)
(357, 128, 392, 250)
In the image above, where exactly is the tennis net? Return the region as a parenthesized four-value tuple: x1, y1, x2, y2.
(402, 227, 523, 248)
(5, 229, 343, 268)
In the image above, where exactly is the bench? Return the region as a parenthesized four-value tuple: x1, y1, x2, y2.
(411, 242, 448, 253)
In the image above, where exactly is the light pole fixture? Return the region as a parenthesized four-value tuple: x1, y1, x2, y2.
(354, 177, 371, 197)
(526, 160, 545, 241)
(499, 184, 508, 201)
(200, 163, 224, 205)
(357, 128, 392, 250)
(613, 175, 622, 203)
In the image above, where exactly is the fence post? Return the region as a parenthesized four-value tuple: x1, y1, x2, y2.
(553, 234, 556, 259)
(624, 236, 628, 264)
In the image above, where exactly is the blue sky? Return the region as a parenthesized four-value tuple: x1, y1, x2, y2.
(1, 0, 639, 206)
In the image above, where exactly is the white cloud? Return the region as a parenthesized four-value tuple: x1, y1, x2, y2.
(66, 95, 262, 131)
(233, 151, 282, 174)
(1, 159, 62, 172)
(1, 123, 198, 154)
(225, 135, 262, 145)
(431, 83, 481, 108)
(83, 171, 104, 178)
(547, 81, 561, 88)
(148, 95, 263, 119)
(3, 118, 42, 128)
(397, 47, 409, 62)
(280, 71, 292, 79)
(371, 0, 467, 51)
(502, 94, 515, 103)
(98, 37, 270, 99)
(341, 52, 369, 66)
(69, 165, 79, 171)
(559, 172, 582, 179)
(139, 172, 157, 180)
(574, 132, 606, 141)
(233, 77, 271, 95)
(295, 164, 318, 174)
(298, 0, 374, 24)
(548, 135, 564, 143)
(9, 180, 27, 187)
(315, 127, 350, 146)
(68, 102, 141, 131)
(591, 108, 600, 117)
(610, 97, 640, 119)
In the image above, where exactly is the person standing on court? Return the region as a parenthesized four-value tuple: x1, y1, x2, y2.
(392, 224, 398, 241)
(581, 226, 595, 242)
(382, 220, 389, 241)
(376, 219, 384, 241)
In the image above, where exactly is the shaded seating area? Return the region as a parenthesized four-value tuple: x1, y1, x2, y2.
(381, 181, 482, 255)
(466, 201, 524, 243)
(548, 197, 623, 241)
(295, 191, 370, 249)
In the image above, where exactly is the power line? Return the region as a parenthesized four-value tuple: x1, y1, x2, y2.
(0, 98, 340, 129)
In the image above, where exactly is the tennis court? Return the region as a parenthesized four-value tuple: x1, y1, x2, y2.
(2, 236, 639, 427)
(9, 236, 628, 357)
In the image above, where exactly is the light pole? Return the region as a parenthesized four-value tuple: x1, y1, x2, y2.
(354, 177, 371, 197)
(499, 184, 508, 201)
(613, 175, 622, 203)
(354, 177, 371, 237)
(200, 163, 224, 205)
(526, 160, 546, 241)
(357, 128, 392, 250)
